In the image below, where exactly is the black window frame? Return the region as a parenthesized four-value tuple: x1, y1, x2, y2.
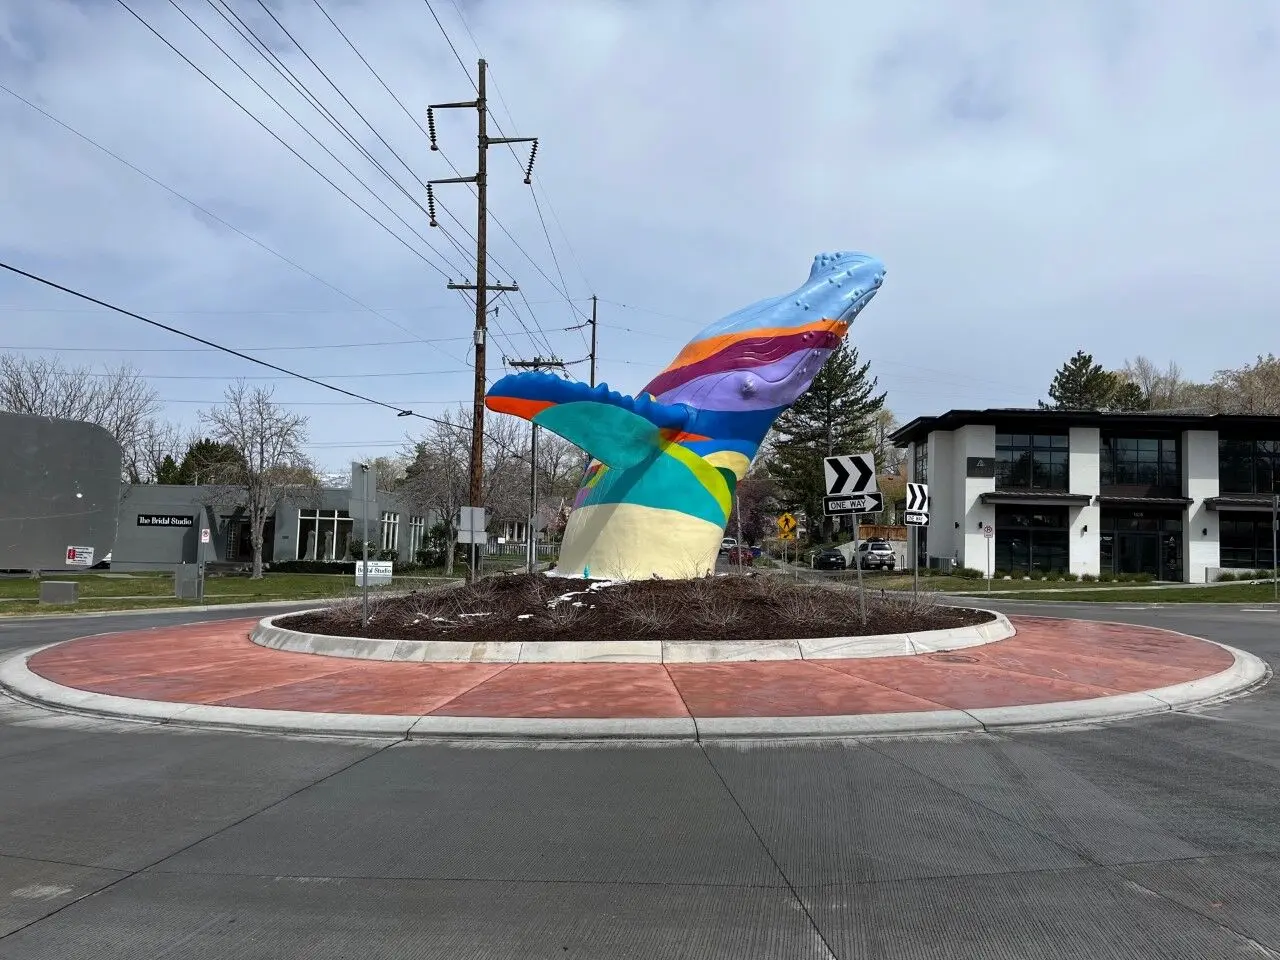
(913, 442, 928, 484)
(994, 432, 1069, 491)
(1100, 434, 1181, 490)
(993, 504, 1070, 574)
(1218, 437, 1280, 495)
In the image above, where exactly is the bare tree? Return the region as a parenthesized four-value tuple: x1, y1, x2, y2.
(401, 409, 469, 574)
(200, 381, 314, 578)
(537, 431, 585, 506)
(0, 352, 174, 482)
(1207, 354, 1280, 414)
(1120, 356, 1203, 411)
(400, 406, 528, 573)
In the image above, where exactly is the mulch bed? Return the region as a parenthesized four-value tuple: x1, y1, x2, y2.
(279, 573, 993, 643)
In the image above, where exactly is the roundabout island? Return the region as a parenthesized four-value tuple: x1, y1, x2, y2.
(0, 573, 1265, 741)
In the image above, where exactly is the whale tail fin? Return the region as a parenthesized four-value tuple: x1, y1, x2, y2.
(484, 372, 702, 470)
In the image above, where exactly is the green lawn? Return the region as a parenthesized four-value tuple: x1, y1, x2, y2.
(0, 571, 463, 616)
(950, 582, 1280, 603)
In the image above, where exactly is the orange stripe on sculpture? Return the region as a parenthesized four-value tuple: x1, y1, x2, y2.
(663, 318, 849, 372)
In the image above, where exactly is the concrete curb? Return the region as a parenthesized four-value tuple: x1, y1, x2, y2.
(249, 609, 1016, 663)
(0, 636, 1268, 742)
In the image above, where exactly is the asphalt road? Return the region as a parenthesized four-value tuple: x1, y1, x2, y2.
(0, 601, 1276, 958)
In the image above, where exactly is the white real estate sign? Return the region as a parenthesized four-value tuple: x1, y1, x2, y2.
(354, 560, 393, 585)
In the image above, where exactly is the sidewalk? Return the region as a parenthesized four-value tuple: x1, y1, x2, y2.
(0, 615, 1266, 740)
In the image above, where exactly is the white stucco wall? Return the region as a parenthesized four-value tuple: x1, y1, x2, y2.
(1183, 429, 1220, 583)
(953, 425, 996, 573)
(1068, 426, 1101, 577)
(926, 431, 956, 565)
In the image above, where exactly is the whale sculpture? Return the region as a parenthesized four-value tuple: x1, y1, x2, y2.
(485, 251, 886, 580)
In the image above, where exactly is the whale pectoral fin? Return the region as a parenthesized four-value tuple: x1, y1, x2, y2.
(486, 372, 694, 470)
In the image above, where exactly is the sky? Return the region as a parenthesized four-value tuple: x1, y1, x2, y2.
(2, 0, 1279, 472)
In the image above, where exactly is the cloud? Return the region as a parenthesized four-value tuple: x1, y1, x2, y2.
(2, 0, 1278, 467)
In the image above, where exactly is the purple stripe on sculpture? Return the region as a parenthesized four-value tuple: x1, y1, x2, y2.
(655, 348, 835, 412)
(642, 329, 843, 398)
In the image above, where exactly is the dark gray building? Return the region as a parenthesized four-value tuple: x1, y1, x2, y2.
(112, 484, 436, 572)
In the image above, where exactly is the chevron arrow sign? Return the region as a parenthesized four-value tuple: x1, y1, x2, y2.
(905, 481, 929, 526)
(824, 453, 876, 497)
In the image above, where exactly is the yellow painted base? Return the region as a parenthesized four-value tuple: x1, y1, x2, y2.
(556, 502, 724, 580)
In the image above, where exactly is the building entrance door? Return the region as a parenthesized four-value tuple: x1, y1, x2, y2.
(1101, 509, 1183, 581)
(1115, 532, 1158, 577)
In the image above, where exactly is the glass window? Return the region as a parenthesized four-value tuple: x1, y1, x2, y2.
(1218, 438, 1280, 494)
(913, 442, 928, 483)
(1220, 515, 1276, 569)
(993, 505, 1069, 573)
(295, 508, 352, 561)
(1101, 436, 1180, 488)
(379, 512, 399, 552)
(408, 516, 426, 556)
(994, 433, 1069, 490)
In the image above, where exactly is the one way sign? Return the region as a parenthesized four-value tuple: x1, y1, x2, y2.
(905, 482, 929, 526)
(824, 453, 877, 497)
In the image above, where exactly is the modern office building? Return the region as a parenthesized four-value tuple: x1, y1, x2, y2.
(891, 409, 1279, 582)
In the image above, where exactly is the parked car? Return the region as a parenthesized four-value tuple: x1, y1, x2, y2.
(857, 539, 897, 571)
(725, 546, 754, 566)
(719, 537, 737, 555)
(812, 548, 847, 571)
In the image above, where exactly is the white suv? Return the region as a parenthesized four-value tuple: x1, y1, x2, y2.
(857, 540, 897, 570)
(719, 537, 737, 555)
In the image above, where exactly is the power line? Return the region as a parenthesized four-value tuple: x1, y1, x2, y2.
(0, 80, 470, 367)
(193, 0, 567, 377)
(308, 0, 560, 354)
(78, 369, 470, 381)
(422, 0, 590, 336)
(0, 327, 577, 354)
(113, 0, 463, 283)
(0, 259, 472, 430)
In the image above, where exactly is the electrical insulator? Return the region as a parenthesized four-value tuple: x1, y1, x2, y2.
(523, 139, 538, 185)
(426, 184, 438, 227)
(427, 107, 439, 151)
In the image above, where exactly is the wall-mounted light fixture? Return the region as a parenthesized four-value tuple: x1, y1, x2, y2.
(954, 521, 959, 529)
(977, 520, 983, 530)
(1082, 524, 1088, 533)
(1202, 528, 1208, 536)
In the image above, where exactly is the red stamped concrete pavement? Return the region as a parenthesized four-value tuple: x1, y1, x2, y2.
(21, 616, 1237, 719)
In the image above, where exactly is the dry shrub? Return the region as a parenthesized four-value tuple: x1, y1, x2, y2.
(616, 593, 679, 634)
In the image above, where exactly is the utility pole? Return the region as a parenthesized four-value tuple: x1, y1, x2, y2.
(507, 356, 565, 573)
(589, 294, 598, 387)
(427, 59, 538, 581)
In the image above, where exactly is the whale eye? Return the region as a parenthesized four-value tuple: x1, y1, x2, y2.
(740, 375, 756, 396)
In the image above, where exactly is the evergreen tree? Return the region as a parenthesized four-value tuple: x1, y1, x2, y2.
(1041, 349, 1149, 411)
(766, 342, 886, 541)
(168, 438, 247, 484)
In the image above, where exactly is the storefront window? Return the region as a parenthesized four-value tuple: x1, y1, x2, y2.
(993, 505, 1069, 573)
(295, 509, 352, 561)
(994, 434, 1069, 490)
(1220, 515, 1276, 569)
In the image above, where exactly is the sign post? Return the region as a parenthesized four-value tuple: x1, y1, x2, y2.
(198, 526, 210, 603)
(1273, 493, 1278, 601)
(823, 453, 878, 627)
(983, 523, 994, 592)
(776, 513, 797, 571)
(904, 482, 930, 601)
